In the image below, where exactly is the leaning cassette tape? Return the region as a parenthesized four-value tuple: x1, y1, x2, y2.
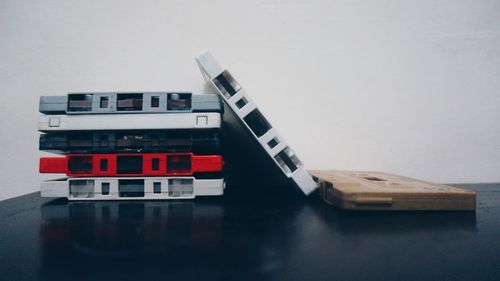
(41, 177, 225, 200)
(195, 51, 317, 195)
(39, 92, 222, 114)
(310, 170, 476, 211)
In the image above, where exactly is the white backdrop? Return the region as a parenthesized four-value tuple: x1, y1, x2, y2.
(1, 0, 499, 200)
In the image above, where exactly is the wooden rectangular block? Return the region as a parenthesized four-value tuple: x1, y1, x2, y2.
(309, 170, 476, 211)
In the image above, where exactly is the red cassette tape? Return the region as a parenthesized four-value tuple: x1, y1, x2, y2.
(40, 153, 223, 177)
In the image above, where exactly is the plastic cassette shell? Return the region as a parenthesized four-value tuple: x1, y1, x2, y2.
(38, 112, 222, 132)
(39, 93, 223, 114)
(39, 130, 221, 154)
(39, 153, 223, 177)
(310, 170, 476, 211)
(41, 177, 225, 200)
(195, 51, 317, 195)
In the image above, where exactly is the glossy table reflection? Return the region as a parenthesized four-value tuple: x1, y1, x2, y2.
(0, 183, 499, 281)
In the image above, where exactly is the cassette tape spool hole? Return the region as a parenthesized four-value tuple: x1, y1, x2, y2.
(167, 93, 192, 111)
(68, 94, 93, 112)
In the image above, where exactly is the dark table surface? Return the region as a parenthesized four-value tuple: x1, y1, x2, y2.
(0, 183, 499, 281)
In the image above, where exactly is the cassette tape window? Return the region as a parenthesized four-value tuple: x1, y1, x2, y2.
(213, 71, 241, 99)
(68, 94, 93, 112)
(274, 147, 302, 174)
(243, 109, 272, 137)
(167, 93, 192, 111)
(116, 93, 143, 111)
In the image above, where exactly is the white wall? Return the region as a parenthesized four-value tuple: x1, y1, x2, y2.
(1, 0, 499, 200)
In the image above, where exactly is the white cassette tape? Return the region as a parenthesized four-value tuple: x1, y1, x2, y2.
(195, 51, 317, 195)
(38, 112, 222, 132)
(41, 177, 225, 200)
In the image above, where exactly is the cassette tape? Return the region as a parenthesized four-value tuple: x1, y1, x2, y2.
(41, 177, 224, 200)
(40, 130, 220, 154)
(195, 51, 317, 195)
(310, 170, 476, 211)
(39, 153, 223, 177)
(38, 112, 221, 132)
(39, 92, 223, 114)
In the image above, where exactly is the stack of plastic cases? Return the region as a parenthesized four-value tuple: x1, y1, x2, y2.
(39, 92, 225, 200)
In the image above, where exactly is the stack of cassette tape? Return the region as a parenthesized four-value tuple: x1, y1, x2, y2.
(38, 92, 225, 200)
(36, 51, 476, 210)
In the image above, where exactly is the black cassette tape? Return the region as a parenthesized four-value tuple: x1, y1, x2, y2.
(40, 130, 221, 154)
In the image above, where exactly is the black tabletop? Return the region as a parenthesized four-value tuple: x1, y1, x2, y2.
(0, 183, 499, 281)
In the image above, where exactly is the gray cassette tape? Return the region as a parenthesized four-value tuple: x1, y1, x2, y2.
(38, 112, 222, 132)
(39, 92, 222, 114)
(41, 177, 225, 200)
(195, 51, 317, 195)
